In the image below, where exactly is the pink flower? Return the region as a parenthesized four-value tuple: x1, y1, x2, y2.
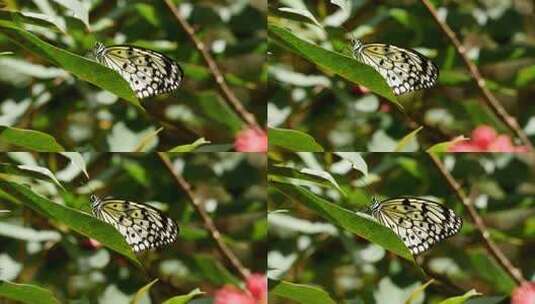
(472, 125, 497, 148)
(448, 125, 527, 152)
(234, 127, 267, 152)
(246, 274, 267, 303)
(487, 135, 515, 152)
(379, 103, 391, 113)
(448, 141, 480, 152)
(511, 281, 535, 304)
(214, 273, 267, 304)
(214, 286, 255, 304)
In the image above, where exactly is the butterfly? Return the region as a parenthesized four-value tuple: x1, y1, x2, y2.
(352, 40, 439, 95)
(370, 197, 462, 255)
(93, 42, 183, 99)
(90, 194, 178, 252)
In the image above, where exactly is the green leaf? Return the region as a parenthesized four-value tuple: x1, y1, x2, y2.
(439, 69, 472, 85)
(467, 249, 516, 294)
(334, 152, 368, 176)
(0, 163, 64, 189)
(515, 64, 535, 87)
(181, 63, 254, 88)
(0, 10, 63, 32)
(465, 296, 505, 304)
(131, 279, 159, 304)
(133, 127, 164, 152)
(268, 127, 324, 152)
(404, 280, 434, 304)
(192, 254, 240, 285)
(426, 136, 468, 153)
(162, 288, 204, 304)
(0, 20, 141, 108)
(0, 182, 141, 267)
(269, 280, 336, 304)
(268, 24, 399, 106)
(269, 164, 345, 195)
(193, 91, 244, 133)
(270, 182, 414, 261)
(59, 152, 89, 180)
(53, 0, 90, 29)
(394, 126, 422, 152)
(0, 126, 64, 151)
(168, 137, 211, 152)
(277, 7, 322, 28)
(0, 281, 60, 304)
(439, 289, 481, 304)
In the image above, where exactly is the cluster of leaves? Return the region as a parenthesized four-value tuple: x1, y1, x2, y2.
(268, 152, 534, 303)
(0, 1, 266, 151)
(267, 0, 535, 152)
(0, 152, 267, 303)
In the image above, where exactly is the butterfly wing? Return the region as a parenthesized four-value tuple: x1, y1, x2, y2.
(354, 43, 439, 95)
(371, 197, 462, 255)
(91, 197, 178, 252)
(94, 43, 183, 99)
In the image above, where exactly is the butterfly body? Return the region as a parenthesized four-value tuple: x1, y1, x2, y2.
(93, 42, 183, 99)
(352, 40, 439, 95)
(90, 194, 178, 252)
(370, 196, 461, 255)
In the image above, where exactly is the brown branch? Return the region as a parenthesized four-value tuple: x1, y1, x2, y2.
(428, 153, 526, 285)
(156, 152, 250, 280)
(420, 0, 533, 151)
(163, 0, 261, 130)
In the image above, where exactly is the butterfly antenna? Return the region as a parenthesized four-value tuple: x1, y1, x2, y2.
(78, 168, 99, 204)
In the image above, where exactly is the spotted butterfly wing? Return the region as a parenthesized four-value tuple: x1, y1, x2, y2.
(93, 42, 183, 99)
(90, 194, 178, 252)
(352, 40, 438, 95)
(370, 197, 461, 255)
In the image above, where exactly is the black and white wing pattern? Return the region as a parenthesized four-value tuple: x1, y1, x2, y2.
(370, 197, 462, 255)
(93, 42, 183, 99)
(352, 40, 439, 95)
(90, 194, 178, 252)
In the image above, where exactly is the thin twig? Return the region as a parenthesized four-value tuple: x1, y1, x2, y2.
(420, 0, 533, 151)
(157, 152, 250, 280)
(428, 153, 526, 285)
(163, 0, 261, 130)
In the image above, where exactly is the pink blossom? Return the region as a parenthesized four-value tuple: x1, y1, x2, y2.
(214, 286, 255, 304)
(487, 135, 515, 152)
(246, 274, 267, 303)
(379, 103, 391, 113)
(471, 125, 497, 148)
(511, 281, 535, 304)
(214, 274, 267, 304)
(234, 127, 267, 152)
(448, 125, 527, 152)
(448, 141, 480, 152)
